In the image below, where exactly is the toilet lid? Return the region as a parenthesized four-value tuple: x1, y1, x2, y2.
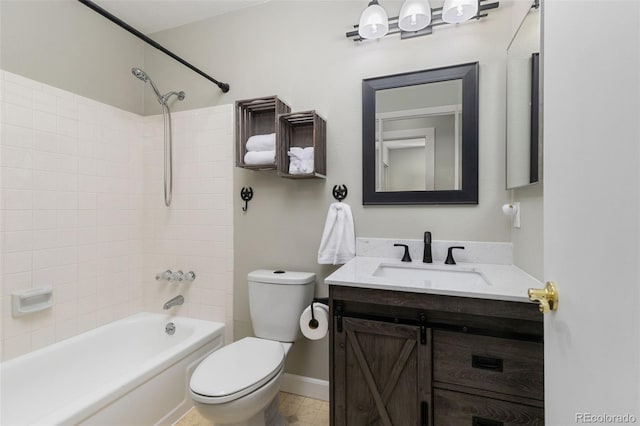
(190, 337, 285, 403)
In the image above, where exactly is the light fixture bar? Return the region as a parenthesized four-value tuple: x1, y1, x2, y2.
(346, 0, 499, 42)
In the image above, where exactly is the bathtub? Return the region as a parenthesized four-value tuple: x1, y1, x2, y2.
(1, 312, 224, 426)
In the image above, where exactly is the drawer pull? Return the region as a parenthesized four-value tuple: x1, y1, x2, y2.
(472, 416, 504, 426)
(471, 355, 503, 372)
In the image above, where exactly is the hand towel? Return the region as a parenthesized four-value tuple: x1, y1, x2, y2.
(244, 150, 275, 165)
(246, 133, 276, 152)
(317, 202, 355, 265)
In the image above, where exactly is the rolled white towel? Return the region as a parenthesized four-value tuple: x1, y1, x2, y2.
(244, 150, 275, 165)
(246, 133, 276, 152)
(288, 147, 314, 174)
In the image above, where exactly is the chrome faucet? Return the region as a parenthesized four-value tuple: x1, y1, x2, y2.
(423, 231, 433, 263)
(163, 295, 184, 310)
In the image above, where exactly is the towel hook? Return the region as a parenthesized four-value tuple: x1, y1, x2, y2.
(240, 187, 253, 212)
(332, 185, 348, 202)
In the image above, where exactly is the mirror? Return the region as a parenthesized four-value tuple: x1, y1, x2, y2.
(506, 0, 541, 189)
(363, 63, 479, 205)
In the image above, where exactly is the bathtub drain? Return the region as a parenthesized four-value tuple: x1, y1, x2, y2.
(165, 322, 176, 335)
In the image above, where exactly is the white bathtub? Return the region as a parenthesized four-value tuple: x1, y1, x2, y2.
(0, 312, 224, 426)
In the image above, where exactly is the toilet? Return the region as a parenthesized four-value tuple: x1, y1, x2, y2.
(189, 269, 315, 426)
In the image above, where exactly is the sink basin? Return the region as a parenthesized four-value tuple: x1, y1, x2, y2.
(372, 263, 490, 288)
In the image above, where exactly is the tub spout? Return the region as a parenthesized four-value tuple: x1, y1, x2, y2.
(163, 295, 184, 310)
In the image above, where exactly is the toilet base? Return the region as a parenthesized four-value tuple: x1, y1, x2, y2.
(192, 370, 284, 426)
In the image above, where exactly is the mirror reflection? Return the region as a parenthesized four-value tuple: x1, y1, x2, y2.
(506, 1, 541, 189)
(362, 63, 479, 205)
(375, 80, 463, 192)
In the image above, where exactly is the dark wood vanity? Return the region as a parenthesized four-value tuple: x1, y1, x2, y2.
(329, 285, 544, 426)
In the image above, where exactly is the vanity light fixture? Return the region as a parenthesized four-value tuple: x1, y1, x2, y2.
(358, 0, 390, 39)
(442, 0, 478, 23)
(347, 0, 499, 42)
(398, 0, 431, 32)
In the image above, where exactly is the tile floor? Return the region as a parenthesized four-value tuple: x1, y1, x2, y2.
(175, 392, 330, 426)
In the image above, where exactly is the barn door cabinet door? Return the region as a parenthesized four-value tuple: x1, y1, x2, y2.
(332, 317, 431, 426)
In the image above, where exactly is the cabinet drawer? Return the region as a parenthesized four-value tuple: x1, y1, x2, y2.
(434, 389, 544, 426)
(433, 330, 543, 400)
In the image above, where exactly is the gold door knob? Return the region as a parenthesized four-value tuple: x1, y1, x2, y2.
(528, 281, 558, 313)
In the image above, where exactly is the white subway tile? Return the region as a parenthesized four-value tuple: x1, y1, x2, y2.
(57, 97, 78, 120)
(0, 145, 32, 169)
(2, 231, 33, 253)
(33, 190, 59, 210)
(57, 210, 78, 228)
(2, 271, 32, 297)
(3, 333, 31, 360)
(2, 102, 33, 128)
(1, 167, 32, 189)
(3, 80, 33, 109)
(3, 189, 32, 210)
(33, 110, 57, 133)
(32, 229, 57, 250)
(55, 318, 78, 341)
(3, 251, 32, 274)
(2, 210, 33, 231)
(1, 124, 33, 149)
(32, 129, 57, 152)
(57, 116, 78, 138)
(57, 135, 78, 156)
(30, 326, 55, 351)
(32, 210, 58, 230)
(33, 89, 58, 114)
(32, 170, 58, 190)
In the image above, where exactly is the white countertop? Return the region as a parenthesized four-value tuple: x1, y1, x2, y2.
(324, 256, 543, 303)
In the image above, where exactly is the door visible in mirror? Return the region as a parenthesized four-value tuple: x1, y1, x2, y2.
(363, 63, 479, 205)
(375, 80, 463, 192)
(506, 0, 541, 189)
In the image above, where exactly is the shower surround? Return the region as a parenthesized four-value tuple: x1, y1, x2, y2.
(0, 70, 234, 360)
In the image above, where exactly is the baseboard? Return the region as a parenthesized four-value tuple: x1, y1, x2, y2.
(281, 373, 329, 402)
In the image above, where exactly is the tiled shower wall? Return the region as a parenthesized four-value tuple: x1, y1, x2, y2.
(141, 105, 234, 344)
(0, 71, 234, 360)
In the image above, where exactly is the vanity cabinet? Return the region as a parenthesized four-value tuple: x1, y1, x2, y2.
(329, 285, 544, 426)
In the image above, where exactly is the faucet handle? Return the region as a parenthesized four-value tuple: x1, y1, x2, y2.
(184, 271, 196, 282)
(394, 244, 412, 262)
(445, 246, 465, 265)
(156, 270, 173, 281)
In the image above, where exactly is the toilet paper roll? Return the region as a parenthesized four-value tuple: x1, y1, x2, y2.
(299, 303, 329, 340)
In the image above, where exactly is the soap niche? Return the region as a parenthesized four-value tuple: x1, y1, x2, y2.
(235, 96, 326, 179)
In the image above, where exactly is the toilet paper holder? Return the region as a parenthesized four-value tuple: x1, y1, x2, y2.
(308, 297, 329, 329)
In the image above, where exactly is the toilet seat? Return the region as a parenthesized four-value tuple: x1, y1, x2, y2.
(190, 337, 285, 404)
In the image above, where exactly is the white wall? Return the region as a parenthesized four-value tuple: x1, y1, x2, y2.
(0, 1, 145, 115)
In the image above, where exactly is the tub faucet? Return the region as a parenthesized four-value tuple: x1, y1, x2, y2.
(163, 295, 184, 310)
(423, 231, 433, 263)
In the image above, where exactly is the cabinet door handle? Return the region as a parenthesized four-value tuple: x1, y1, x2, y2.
(472, 416, 504, 426)
(471, 355, 503, 372)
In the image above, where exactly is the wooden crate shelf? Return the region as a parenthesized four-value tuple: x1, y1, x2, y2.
(277, 111, 327, 179)
(235, 96, 291, 170)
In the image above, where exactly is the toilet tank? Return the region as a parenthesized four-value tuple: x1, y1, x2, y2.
(248, 269, 316, 342)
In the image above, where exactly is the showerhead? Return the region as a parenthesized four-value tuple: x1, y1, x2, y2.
(131, 67, 163, 104)
(131, 67, 148, 82)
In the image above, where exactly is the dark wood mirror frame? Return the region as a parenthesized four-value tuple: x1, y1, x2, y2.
(362, 62, 479, 205)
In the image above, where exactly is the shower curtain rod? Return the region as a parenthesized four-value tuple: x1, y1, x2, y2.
(77, 0, 230, 93)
